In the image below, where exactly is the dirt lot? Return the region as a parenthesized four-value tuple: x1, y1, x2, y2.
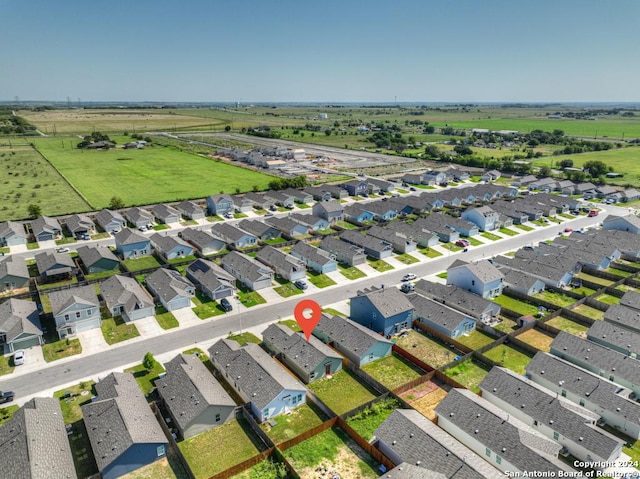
(401, 380, 450, 420)
(296, 441, 378, 479)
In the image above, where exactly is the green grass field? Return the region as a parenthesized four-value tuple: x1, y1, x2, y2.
(361, 354, 424, 391)
(443, 359, 490, 393)
(482, 344, 534, 375)
(545, 316, 589, 336)
(0, 145, 89, 221)
(32, 137, 274, 209)
(308, 369, 378, 415)
(124, 361, 166, 398)
(259, 402, 326, 445)
(344, 397, 401, 442)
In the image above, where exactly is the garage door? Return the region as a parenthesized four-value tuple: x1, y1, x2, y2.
(75, 317, 100, 333)
(11, 336, 41, 350)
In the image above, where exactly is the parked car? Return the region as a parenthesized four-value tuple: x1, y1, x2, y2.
(0, 391, 14, 404)
(219, 298, 233, 312)
(400, 282, 415, 293)
(588, 209, 599, 217)
(409, 187, 417, 191)
(455, 239, 470, 247)
(264, 212, 274, 217)
(224, 212, 233, 219)
(13, 350, 25, 366)
(402, 273, 417, 282)
(523, 245, 534, 251)
(56, 247, 70, 253)
(564, 227, 573, 233)
(294, 280, 308, 290)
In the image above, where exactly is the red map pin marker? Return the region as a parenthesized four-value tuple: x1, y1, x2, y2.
(294, 299, 322, 341)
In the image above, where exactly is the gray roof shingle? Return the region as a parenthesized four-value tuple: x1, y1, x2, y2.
(314, 314, 392, 356)
(114, 228, 149, 246)
(100, 275, 154, 315)
(145, 268, 194, 304)
(408, 293, 473, 333)
(221, 251, 274, 283)
(0, 255, 29, 280)
(0, 298, 41, 343)
(48, 284, 99, 317)
(76, 245, 119, 268)
(355, 286, 414, 318)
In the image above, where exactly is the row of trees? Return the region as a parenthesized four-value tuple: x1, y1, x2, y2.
(77, 131, 114, 148)
(268, 175, 308, 191)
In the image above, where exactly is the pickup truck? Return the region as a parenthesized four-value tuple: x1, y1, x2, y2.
(588, 209, 599, 217)
(0, 391, 15, 404)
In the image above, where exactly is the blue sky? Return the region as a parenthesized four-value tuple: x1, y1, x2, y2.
(1, 0, 638, 102)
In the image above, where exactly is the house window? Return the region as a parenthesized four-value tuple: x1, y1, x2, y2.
(263, 408, 269, 418)
(471, 280, 475, 286)
(553, 432, 559, 440)
(215, 413, 221, 422)
(76, 312, 81, 319)
(156, 445, 166, 457)
(292, 395, 297, 405)
(64, 314, 70, 321)
(496, 456, 502, 465)
(485, 448, 491, 458)
(561, 390, 566, 397)
(297, 394, 302, 403)
(579, 399, 585, 406)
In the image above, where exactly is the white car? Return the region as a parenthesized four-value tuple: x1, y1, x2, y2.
(56, 247, 70, 253)
(13, 350, 25, 366)
(402, 273, 417, 282)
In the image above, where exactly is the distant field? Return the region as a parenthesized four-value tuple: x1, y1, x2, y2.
(33, 138, 274, 209)
(0, 145, 89, 221)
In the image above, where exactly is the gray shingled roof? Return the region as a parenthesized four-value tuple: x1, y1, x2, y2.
(179, 228, 220, 250)
(449, 259, 504, 283)
(34, 251, 75, 274)
(0, 220, 27, 240)
(314, 314, 392, 356)
(95, 208, 125, 229)
(0, 298, 41, 345)
(100, 274, 154, 315)
(221, 251, 274, 283)
(408, 293, 473, 333)
(588, 320, 640, 356)
(76, 245, 119, 268)
(0, 397, 77, 479)
(265, 216, 308, 234)
(156, 353, 236, 432)
(435, 389, 567, 474)
(355, 286, 414, 318)
(48, 284, 99, 317)
(177, 200, 204, 216)
(31, 216, 61, 237)
(480, 367, 622, 460)
(341, 229, 393, 252)
(238, 219, 278, 238)
(151, 203, 180, 220)
(114, 228, 149, 246)
(375, 409, 499, 479)
(0, 255, 29, 280)
(65, 214, 94, 234)
(145, 268, 194, 303)
(502, 269, 543, 291)
(186, 258, 235, 291)
(262, 324, 341, 373)
(82, 373, 167, 474)
(620, 290, 640, 311)
(150, 233, 193, 254)
(319, 236, 364, 258)
(211, 223, 253, 243)
(123, 207, 154, 224)
(314, 200, 343, 213)
(208, 339, 305, 410)
(604, 304, 640, 332)
(256, 246, 305, 275)
(291, 241, 334, 267)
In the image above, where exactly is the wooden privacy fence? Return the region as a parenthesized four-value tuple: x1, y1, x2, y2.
(392, 343, 435, 373)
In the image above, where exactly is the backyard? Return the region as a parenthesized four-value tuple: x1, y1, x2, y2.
(123, 255, 163, 272)
(571, 304, 605, 320)
(400, 380, 450, 420)
(394, 330, 460, 369)
(361, 354, 425, 391)
(545, 316, 589, 337)
(482, 343, 533, 375)
(259, 402, 326, 445)
(443, 359, 491, 393)
(344, 397, 401, 441)
(493, 294, 540, 316)
(534, 290, 578, 308)
(516, 328, 555, 352)
(308, 369, 378, 415)
(454, 330, 496, 350)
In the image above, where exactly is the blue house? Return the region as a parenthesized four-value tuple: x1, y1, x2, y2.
(82, 373, 168, 479)
(363, 202, 398, 221)
(211, 223, 258, 249)
(447, 259, 505, 299)
(409, 293, 476, 339)
(290, 213, 329, 231)
(206, 194, 235, 216)
(150, 233, 194, 260)
(341, 180, 369, 197)
(344, 204, 374, 223)
(350, 286, 414, 337)
(290, 241, 338, 274)
(114, 229, 151, 259)
(602, 215, 640, 235)
(462, 206, 500, 232)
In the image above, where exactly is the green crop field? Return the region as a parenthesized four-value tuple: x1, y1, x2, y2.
(0, 145, 90, 221)
(32, 137, 274, 209)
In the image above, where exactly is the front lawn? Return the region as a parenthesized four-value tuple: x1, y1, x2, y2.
(42, 338, 82, 362)
(237, 286, 266, 308)
(152, 224, 170, 231)
(493, 294, 540, 316)
(91, 232, 111, 240)
(191, 291, 226, 319)
(260, 402, 326, 445)
(0, 356, 15, 376)
(467, 237, 484, 246)
(124, 361, 166, 398)
(345, 397, 401, 441)
(227, 332, 261, 345)
(155, 306, 180, 329)
(395, 253, 419, 265)
(483, 344, 533, 375)
(308, 369, 378, 415)
(274, 282, 304, 298)
(481, 232, 501, 241)
(419, 247, 442, 258)
(367, 258, 394, 272)
(0, 405, 19, 426)
(515, 224, 534, 231)
(339, 264, 366, 280)
(278, 319, 302, 332)
(123, 255, 162, 272)
(499, 227, 519, 236)
(54, 381, 96, 424)
(101, 316, 140, 345)
(55, 236, 78, 246)
(443, 359, 491, 393)
(441, 243, 463, 252)
(361, 354, 424, 391)
(307, 271, 337, 288)
(321, 307, 347, 318)
(179, 418, 265, 479)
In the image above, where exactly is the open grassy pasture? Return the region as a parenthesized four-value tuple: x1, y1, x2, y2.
(0, 145, 89, 221)
(20, 109, 228, 134)
(33, 137, 274, 209)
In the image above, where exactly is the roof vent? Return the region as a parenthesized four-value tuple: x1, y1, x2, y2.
(416, 461, 421, 466)
(474, 429, 479, 434)
(409, 433, 414, 438)
(493, 388, 497, 392)
(579, 437, 583, 442)
(617, 407, 621, 412)
(476, 413, 481, 418)
(540, 370, 544, 375)
(392, 440, 397, 445)
(450, 412, 454, 417)
(612, 368, 616, 371)
(521, 404, 525, 409)
(502, 447, 506, 453)
(549, 420, 553, 424)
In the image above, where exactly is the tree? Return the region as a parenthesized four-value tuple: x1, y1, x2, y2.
(558, 159, 574, 169)
(583, 160, 609, 178)
(27, 204, 41, 218)
(538, 165, 551, 177)
(252, 185, 259, 192)
(143, 352, 157, 371)
(424, 145, 440, 159)
(224, 125, 231, 132)
(109, 196, 125, 209)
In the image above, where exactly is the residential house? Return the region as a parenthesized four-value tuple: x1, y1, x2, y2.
(341, 180, 369, 197)
(318, 236, 366, 266)
(114, 229, 151, 259)
(418, 214, 479, 238)
(435, 389, 569, 475)
(444, 168, 470, 182)
(185, 258, 235, 300)
(480, 367, 623, 465)
(290, 213, 329, 231)
(238, 219, 281, 241)
(340, 230, 393, 259)
(101, 274, 155, 321)
(588, 320, 640, 359)
(489, 202, 530, 225)
(363, 202, 398, 221)
(209, 339, 307, 422)
(265, 216, 309, 238)
(401, 173, 423, 185)
(151, 203, 181, 225)
(602, 214, 640, 234)
(49, 284, 101, 338)
(412, 217, 458, 243)
(385, 221, 439, 247)
(387, 198, 415, 216)
(0, 398, 77, 479)
(0, 255, 29, 292)
(65, 214, 95, 239)
(447, 259, 504, 298)
(303, 186, 332, 202)
(620, 290, 640, 313)
(368, 178, 395, 193)
(157, 353, 236, 439)
(76, 245, 120, 274)
(550, 332, 640, 396)
(179, 228, 226, 256)
(312, 200, 344, 224)
(502, 269, 546, 296)
(481, 169, 502, 182)
(574, 182, 597, 196)
(461, 206, 500, 232)
(220, 251, 274, 291)
(145, 268, 195, 311)
(211, 223, 258, 249)
(82, 373, 168, 479)
(527, 352, 640, 439)
(263, 191, 295, 209)
(350, 286, 414, 337)
(176, 200, 206, 220)
(367, 225, 417, 253)
(621, 188, 640, 202)
(230, 195, 253, 213)
(422, 170, 447, 185)
(34, 251, 76, 281)
(150, 233, 194, 260)
(313, 314, 392, 366)
(256, 246, 306, 282)
(528, 177, 557, 191)
(242, 192, 275, 210)
(206, 194, 235, 216)
(596, 185, 618, 200)
(554, 179, 575, 195)
(343, 204, 374, 223)
(290, 241, 338, 274)
(375, 409, 501, 479)
(414, 280, 501, 324)
(492, 252, 577, 289)
(408, 293, 476, 339)
(123, 207, 154, 229)
(320, 184, 348, 199)
(282, 188, 313, 204)
(31, 216, 61, 242)
(0, 298, 43, 352)
(511, 174, 538, 187)
(262, 324, 343, 383)
(0, 220, 28, 247)
(95, 208, 126, 234)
